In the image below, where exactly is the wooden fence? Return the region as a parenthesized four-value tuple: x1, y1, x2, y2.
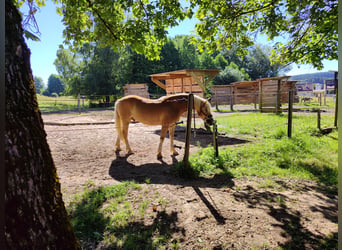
(124, 84, 149, 98)
(211, 77, 298, 112)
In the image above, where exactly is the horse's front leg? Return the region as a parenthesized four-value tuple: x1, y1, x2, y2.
(157, 125, 168, 159)
(168, 125, 178, 156)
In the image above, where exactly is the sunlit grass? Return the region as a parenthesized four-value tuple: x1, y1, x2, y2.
(178, 112, 337, 189)
(37, 95, 87, 113)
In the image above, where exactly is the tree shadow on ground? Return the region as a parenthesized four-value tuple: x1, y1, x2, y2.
(232, 185, 337, 249)
(69, 185, 184, 249)
(109, 155, 234, 226)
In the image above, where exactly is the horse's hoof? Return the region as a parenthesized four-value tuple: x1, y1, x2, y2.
(171, 151, 179, 156)
(127, 150, 134, 156)
(157, 153, 163, 160)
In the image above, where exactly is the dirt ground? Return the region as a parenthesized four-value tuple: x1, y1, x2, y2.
(43, 110, 337, 249)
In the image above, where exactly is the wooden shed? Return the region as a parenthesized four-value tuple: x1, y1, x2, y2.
(211, 81, 259, 109)
(258, 77, 297, 113)
(124, 83, 149, 98)
(211, 77, 298, 112)
(150, 69, 219, 97)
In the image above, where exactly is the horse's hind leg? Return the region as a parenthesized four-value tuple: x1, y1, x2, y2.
(115, 110, 122, 152)
(169, 125, 178, 156)
(122, 121, 133, 154)
(157, 125, 168, 159)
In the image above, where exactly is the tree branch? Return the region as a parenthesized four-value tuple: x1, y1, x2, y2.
(86, 0, 120, 41)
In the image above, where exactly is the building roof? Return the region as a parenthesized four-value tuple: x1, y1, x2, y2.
(150, 69, 219, 90)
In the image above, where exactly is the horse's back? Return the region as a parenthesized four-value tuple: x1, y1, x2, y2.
(115, 94, 187, 125)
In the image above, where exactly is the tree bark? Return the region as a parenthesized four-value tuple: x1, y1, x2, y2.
(5, 1, 80, 248)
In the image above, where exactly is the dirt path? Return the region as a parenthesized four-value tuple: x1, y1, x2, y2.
(43, 110, 337, 249)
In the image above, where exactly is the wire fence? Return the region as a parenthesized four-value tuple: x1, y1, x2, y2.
(41, 91, 337, 140)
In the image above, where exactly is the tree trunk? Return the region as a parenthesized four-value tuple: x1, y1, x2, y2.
(5, 1, 80, 248)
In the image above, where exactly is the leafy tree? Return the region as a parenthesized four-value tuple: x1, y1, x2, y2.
(33, 76, 44, 94)
(214, 62, 250, 85)
(174, 35, 200, 69)
(199, 50, 216, 69)
(58, 0, 188, 59)
(54, 46, 84, 95)
(245, 45, 291, 79)
(158, 39, 182, 72)
(110, 47, 133, 96)
(213, 54, 228, 71)
(190, 0, 337, 69)
(82, 46, 116, 95)
(47, 74, 65, 96)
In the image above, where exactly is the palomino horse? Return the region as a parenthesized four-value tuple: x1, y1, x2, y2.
(114, 93, 214, 159)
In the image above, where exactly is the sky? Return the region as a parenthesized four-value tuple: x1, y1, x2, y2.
(21, 1, 338, 86)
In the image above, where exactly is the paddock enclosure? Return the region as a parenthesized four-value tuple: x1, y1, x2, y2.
(42, 108, 337, 249)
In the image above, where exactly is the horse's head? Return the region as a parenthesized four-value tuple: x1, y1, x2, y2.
(194, 96, 214, 127)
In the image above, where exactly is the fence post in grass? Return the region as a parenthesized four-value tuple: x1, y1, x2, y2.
(334, 84, 338, 128)
(317, 108, 321, 130)
(288, 89, 294, 138)
(213, 120, 219, 158)
(77, 93, 80, 114)
(183, 93, 194, 165)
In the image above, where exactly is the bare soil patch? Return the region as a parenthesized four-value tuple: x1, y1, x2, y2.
(43, 110, 337, 249)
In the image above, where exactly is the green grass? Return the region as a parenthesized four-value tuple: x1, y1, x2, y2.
(67, 181, 179, 249)
(179, 112, 337, 189)
(37, 95, 87, 113)
(37, 95, 115, 113)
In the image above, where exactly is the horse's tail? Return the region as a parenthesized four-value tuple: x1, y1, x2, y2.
(115, 101, 122, 140)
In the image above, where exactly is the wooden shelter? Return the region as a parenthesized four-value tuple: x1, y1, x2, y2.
(124, 83, 149, 98)
(258, 76, 296, 113)
(211, 76, 298, 113)
(150, 69, 219, 97)
(211, 81, 259, 110)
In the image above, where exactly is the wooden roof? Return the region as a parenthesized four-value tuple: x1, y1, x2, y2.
(150, 69, 219, 90)
(150, 69, 219, 79)
(258, 76, 290, 81)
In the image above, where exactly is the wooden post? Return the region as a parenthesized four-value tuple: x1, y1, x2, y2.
(213, 120, 219, 158)
(276, 79, 281, 113)
(334, 81, 338, 128)
(317, 108, 321, 130)
(230, 88, 234, 111)
(254, 83, 257, 110)
(260, 80, 263, 111)
(77, 93, 80, 114)
(288, 89, 293, 138)
(183, 94, 194, 164)
(215, 88, 219, 111)
(82, 96, 85, 111)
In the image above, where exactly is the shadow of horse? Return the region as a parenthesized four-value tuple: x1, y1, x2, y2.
(109, 154, 234, 189)
(154, 126, 250, 148)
